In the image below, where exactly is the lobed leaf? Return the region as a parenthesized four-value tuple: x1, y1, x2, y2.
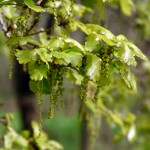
(29, 63, 48, 81)
(52, 50, 83, 67)
(6, 37, 40, 46)
(16, 50, 38, 64)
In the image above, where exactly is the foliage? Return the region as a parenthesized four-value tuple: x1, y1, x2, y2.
(135, 0, 150, 40)
(0, 113, 63, 150)
(0, 0, 149, 149)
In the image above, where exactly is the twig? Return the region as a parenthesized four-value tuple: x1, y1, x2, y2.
(25, 28, 52, 36)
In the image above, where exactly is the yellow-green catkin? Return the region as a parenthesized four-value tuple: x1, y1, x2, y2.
(48, 93, 54, 119)
(80, 77, 88, 101)
(37, 82, 43, 135)
(9, 49, 15, 79)
(94, 82, 101, 102)
(52, 0, 58, 27)
(68, 0, 74, 20)
(48, 71, 55, 119)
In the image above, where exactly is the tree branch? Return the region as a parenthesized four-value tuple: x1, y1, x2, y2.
(25, 28, 52, 36)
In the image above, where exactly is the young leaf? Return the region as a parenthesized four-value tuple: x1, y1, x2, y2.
(118, 43, 137, 66)
(64, 38, 85, 52)
(29, 79, 50, 94)
(127, 42, 148, 60)
(66, 69, 83, 85)
(29, 63, 48, 81)
(97, 34, 115, 46)
(86, 24, 114, 39)
(120, 0, 135, 16)
(52, 51, 83, 67)
(6, 37, 40, 46)
(85, 53, 101, 81)
(47, 37, 65, 50)
(85, 34, 100, 52)
(23, 0, 45, 12)
(35, 48, 52, 65)
(16, 50, 38, 64)
(127, 70, 137, 92)
(73, 20, 90, 34)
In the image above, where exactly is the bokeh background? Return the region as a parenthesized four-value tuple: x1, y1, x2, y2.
(0, 0, 150, 150)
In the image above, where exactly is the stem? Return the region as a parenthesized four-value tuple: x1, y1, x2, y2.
(25, 28, 52, 36)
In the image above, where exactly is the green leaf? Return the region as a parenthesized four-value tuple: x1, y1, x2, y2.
(64, 37, 85, 52)
(73, 4, 93, 17)
(85, 34, 100, 52)
(66, 69, 83, 85)
(99, 74, 111, 87)
(16, 50, 38, 64)
(73, 20, 90, 34)
(6, 37, 40, 46)
(0, 1, 15, 7)
(47, 37, 65, 50)
(118, 43, 137, 66)
(35, 48, 52, 65)
(4, 130, 28, 149)
(49, 141, 63, 150)
(52, 51, 69, 65)
(126, 70, 137, 92)
(65, 51, 83, 67)
(29, 79, 50, 94)
(116, 35, 128, 42)
(100, 103, 124, 131)
(127, 42, 148, 60)
(85, 53, 101, 81)
(97, 34, 115, 46)
(120, 0, 135, 16)
(54, 26, 68, 37)
(23, 0, 45, 12)
(86, 24, 114, 39)
(52, 50, 83, 67)
(84, 24, 115, 45)
(29, 63, 48, 81)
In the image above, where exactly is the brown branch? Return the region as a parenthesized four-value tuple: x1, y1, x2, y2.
(25, 28, 52, 36)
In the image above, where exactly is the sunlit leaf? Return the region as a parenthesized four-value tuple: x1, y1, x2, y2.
(127, 124, 136, 142)
(66, 69, 83, 85)
(86, 24, 114, 39)
(127, 42, 148, 60)
(16, 50, 38, 64)
(23, 0, 45, 12)
(118, 43, 137, 66)
(52, 50, 82, 67)
(85, 53, 101, 81)
(120, 0, 135, 16)
(127, 70, 137, 92)
(6, 37, 40, 46)
(85, 34, 100, 52)
(29, 63, 48, 81)
(35, 48, 52, 65)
